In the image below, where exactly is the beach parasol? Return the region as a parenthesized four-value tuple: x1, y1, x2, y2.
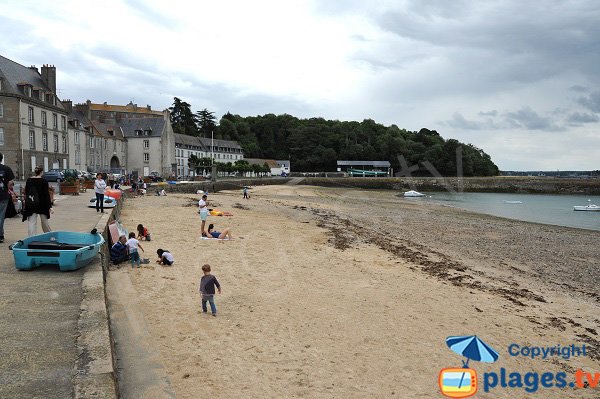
(445, 335, 499, 389)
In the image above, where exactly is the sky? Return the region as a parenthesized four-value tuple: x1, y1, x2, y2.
(1, 0, 600, 171)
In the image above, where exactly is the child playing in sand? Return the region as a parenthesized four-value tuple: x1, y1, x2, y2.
(137, 224, 151, 241)
(126, 232, 144, 268)
(199, 264, 221, 316)
(156, 248, 174, 266)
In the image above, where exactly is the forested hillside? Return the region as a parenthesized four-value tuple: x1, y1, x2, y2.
(170, 98, 499, 176)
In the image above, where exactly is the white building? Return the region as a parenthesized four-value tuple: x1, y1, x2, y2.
(175, 133, 244, 177)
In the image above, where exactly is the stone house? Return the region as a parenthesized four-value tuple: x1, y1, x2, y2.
(0, 55, 70, 178)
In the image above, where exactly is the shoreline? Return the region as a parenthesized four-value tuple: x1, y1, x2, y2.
(112, 185, 599, 398)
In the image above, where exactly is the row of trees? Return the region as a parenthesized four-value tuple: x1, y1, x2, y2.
(171, 98, 499, 176)
(169, 97, 217, 136)
(187, 156, 270, 176)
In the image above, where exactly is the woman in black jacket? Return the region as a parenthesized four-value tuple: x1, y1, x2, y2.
(22, 166, 53, 236)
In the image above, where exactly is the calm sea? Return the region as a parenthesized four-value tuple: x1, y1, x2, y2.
(416, 192, 600, 232)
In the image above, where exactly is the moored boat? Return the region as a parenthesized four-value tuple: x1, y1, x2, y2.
(573, 199, 600, 211)
(404, 190, 426, 197)
(88, 196, 118, 208)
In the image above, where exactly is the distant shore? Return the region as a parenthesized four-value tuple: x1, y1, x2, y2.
(296, 176, 600, 195)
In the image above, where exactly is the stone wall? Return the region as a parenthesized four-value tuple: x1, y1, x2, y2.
(148, 178, 292, 194)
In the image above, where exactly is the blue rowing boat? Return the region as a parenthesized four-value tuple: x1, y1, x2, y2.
(10, 230, 105, 271)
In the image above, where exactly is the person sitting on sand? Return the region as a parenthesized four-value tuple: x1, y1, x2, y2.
(156, 248, 174, 266)
(137, 224, 151, 241)
(207, 223, 233, 240)
(110, 235, 129, 265)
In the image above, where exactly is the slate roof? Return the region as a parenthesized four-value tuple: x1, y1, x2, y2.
(198, 137, 243, 150)
(0, 55, 65, 110)
(337, 160, 391, 167)
(174, 133, 208, 150)
(244, 158, 277, 168)
(112, 117, 166, 138)
(91, 121, 126, 139)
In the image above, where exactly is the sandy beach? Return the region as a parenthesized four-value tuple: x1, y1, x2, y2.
(114, 185, 600, 398)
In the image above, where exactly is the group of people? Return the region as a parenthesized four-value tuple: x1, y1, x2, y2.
(0, 156, 55, 240)
(109, 223, 168, 267)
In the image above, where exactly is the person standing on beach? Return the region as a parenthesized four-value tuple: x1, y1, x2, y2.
(94, 173, 107, 213)
(198, 194, 209, 236)
(243, 186, 249, 199)
(0, 152, 16, 243)
(199, 264, 221, 316)
(126, 232, 144, 268)
(22, 166, 53, 236)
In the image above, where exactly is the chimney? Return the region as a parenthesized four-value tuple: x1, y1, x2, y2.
(63, 99, 73, 113)
(29, 65, 39, 73)
(41, 64, 57, 94)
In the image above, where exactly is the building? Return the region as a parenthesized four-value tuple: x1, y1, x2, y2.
(75, 101, 175, 177)
(174, 134, 244, 177)
(0, 56, 70, 178)
(245, 158, 290, 176)
(336, 160, 391, 176)
(63, 100, 128, 174)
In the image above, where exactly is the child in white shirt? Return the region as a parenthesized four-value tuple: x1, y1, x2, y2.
(126, 232, 145, 268)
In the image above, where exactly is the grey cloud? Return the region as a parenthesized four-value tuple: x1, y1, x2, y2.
(567, 112, 599, 125)
(504, 107, 563, 131)
(445, 113, 487, 130)
(569, 85, 589, 93)
(478, 110, 497, 117)
(576, 91, 600, 113)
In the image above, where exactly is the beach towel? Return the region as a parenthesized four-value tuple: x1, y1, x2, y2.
(200, 236, 231, 241)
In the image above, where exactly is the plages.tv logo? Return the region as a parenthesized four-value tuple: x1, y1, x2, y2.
(439, 335, 499, 398)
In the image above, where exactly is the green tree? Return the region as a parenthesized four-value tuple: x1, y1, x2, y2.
(169, 97, 198, 136)
(197, 108, 217, 137)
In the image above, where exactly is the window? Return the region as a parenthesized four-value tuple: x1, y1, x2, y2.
(0, 103, 3, 118)
(75, 132, 80, 145)
(61, 116, 66, 131)
(0, 127, 4, 146)
(144, 129, 151, 136)
(62, 136, 67, 153)
(53, 135, 59, 152)
(104, 139, 107, 149)
(31, 156, 36, 172)
(135, 130, 142, 136)
(29, 130, 35, 149)
(38, 90, 44, 101)
(144, 153, 149, 162)
(41, 111, 47, 126)
(52, 113, 57, 129)
(89, 136, 94, 148)
(75, 150, 80, 165)
(25, 86, 32, 97)
(28, 107, 34, 123)
(42, 133, 48, 151)
(144, 140, 149, 149)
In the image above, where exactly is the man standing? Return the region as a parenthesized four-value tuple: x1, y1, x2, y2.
(94, 173, 107, 213)
(0, 153, 16, 243)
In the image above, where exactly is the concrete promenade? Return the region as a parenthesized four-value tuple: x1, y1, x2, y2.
(0, 192, 116, 398)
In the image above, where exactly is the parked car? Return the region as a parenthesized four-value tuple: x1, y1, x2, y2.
(62, 169, 79, 179)
(79, 170, 92, 179)
(43, 169, 65, 182)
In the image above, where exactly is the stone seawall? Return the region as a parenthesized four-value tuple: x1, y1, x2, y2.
(298, 177, 600, 195)
(151, 178, 292, 194)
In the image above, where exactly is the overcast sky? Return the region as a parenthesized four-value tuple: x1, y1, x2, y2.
(2, 0, 599, 170)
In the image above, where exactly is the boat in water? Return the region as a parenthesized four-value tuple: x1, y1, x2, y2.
(573, 199, 600, 211)
(10, 230, 105, 271)
(404, 190, 426, 197)
(503, 200, 523, 204)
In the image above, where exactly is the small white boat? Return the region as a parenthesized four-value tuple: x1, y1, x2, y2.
(573, 199, 600, 211)
(404, 190, 425, 197)
(503, 200, 523, 204)
(573, 204, 600, 211)
(88, 196, 118, 208)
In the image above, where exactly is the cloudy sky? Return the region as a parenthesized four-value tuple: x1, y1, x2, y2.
(2, 0, 599, 170)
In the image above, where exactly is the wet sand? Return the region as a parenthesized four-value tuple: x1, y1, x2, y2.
(114, 185, 600, 398)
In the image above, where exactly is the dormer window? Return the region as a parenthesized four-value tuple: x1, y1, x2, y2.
(135, 129, 142, 136)
(108, 129, 114, 136)
(0, 78, 3, 91)
(143, 129, 151, 136)
(25, 85, 32, 97)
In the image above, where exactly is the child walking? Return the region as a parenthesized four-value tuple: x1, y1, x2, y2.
(199, 264, 221, 316)
(126, 232, 144, 268)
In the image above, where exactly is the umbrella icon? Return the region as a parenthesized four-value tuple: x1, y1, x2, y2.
(445, 335, 499, 389)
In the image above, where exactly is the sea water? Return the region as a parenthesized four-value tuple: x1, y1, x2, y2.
(420, 192, 600, 232)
